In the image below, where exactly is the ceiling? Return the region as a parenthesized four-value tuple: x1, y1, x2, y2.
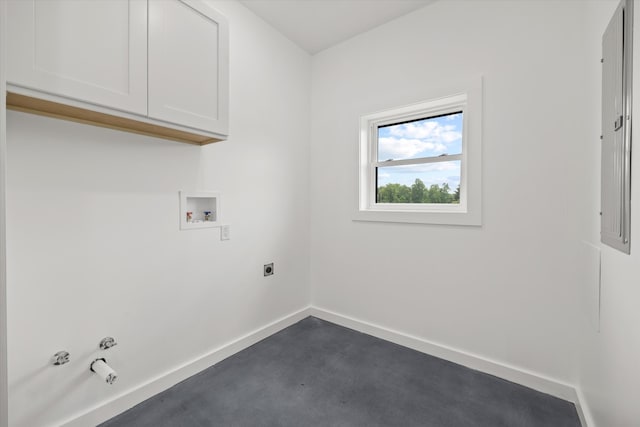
(239, 0, 436, 55)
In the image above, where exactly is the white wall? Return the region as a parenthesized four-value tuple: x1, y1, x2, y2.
(6, 0, 640, 426)
(4, 1, 311, 426)
(577, 1, 640, 426)
(310, 0, 588, 385)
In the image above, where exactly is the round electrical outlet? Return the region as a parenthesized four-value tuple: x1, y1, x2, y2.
(264, 263, 274, 276)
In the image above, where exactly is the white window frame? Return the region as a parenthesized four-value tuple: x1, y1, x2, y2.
(356, 77, 482, 226)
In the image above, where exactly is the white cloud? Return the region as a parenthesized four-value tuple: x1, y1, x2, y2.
(387, 121, 461, 144)
(389, 121, 438, 139)
(397, 162, 459, 173)
(378, 137, 447, 160)
(379, 116, 462, 160)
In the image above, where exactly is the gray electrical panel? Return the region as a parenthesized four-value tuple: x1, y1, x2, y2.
(601, 0, 633, 254)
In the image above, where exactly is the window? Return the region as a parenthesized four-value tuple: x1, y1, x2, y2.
(357, 78, 482, 225)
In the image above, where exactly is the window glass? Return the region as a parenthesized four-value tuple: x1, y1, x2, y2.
(377, 112, 463, 162)
(376, 161, 461, 204)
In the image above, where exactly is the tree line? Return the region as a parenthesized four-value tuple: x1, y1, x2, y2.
(377, 179, 459, 204)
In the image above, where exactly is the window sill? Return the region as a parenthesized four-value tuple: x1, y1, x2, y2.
(353, 209, 481, 226)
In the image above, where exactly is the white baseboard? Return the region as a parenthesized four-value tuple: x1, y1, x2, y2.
(309, 306, 589, 425)
(575, 387, 596, 427)
(59, 307, 313, 427)
(59, 305, 591, 427)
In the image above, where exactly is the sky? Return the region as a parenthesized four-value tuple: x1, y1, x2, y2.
(377, 112, 463, 190)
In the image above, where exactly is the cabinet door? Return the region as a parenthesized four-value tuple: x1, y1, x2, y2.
(7, 0, 147, 115)
(148, 0, 229, 135)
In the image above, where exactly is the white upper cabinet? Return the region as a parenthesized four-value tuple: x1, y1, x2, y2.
(148, 0, 229, 135)
(5, 0, 229, 143)
(7, 0, 148, 115)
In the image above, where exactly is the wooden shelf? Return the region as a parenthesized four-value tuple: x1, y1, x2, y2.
(6, 92, 223, 146)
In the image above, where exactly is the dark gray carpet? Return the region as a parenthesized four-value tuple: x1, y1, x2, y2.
(100, 317, 581, 427)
